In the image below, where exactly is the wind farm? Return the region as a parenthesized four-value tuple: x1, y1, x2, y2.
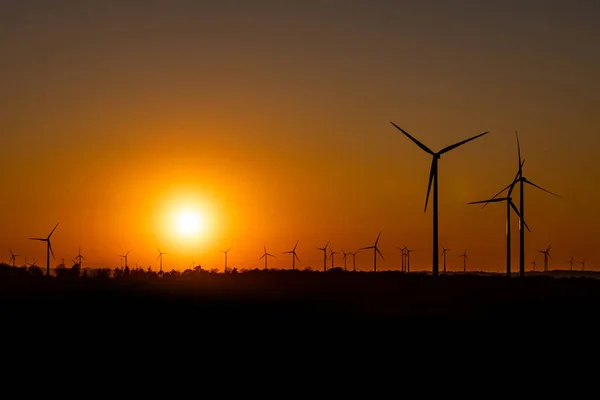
(2, 1, 600, 340)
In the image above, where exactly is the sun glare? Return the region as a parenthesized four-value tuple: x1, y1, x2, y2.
(175, 209, 204, 237)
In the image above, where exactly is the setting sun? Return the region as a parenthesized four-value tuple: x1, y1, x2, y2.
(176, 210, 202, 236)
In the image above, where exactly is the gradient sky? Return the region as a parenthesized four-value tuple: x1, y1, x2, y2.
(1, 0, 599, 272)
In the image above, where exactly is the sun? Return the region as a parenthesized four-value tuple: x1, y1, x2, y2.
(175, 209, 204, 237)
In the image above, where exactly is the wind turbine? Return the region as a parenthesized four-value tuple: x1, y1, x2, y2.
(157, 248, 167, 273)
(529, 258, 537, 272)
(341, 249, 349, 271)
(119, 251, 130, 269)
(566, 257, 574, 271)
(75, 247, 84, 268)
(396, 247, 406, 272)
(579, 259, 586, 271)
(328, 248, 339, 270)
(487, 131, 560, 277)
(316, 241, 330, 272)
(403, 246, 414, 272)
(360, 232, 384, 272)
(259, 245, 275, 270)
(9, 249, 19, 268)
(348, 251, 358, 271)
(441, 244, 450, 273)
(537, 244, 551, 272)
(391, 122, 490, 276)
(220, 248, 231, 271)
(29, 222, 59, 276)
(283, 241, 300, 270)
(459, 249, 468, 272)
(468, 161, 530, 277)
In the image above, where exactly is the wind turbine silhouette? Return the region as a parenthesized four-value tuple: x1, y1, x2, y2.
(157, 248, 167, 273)
(397, 247, 406, 272)
(469, 161, 529, 277)
(29, 222, 59, 276)
(220, 248, 231, 271)
(317, 241, 330, 272)
(283, 241, 300, 270)
(119, 251, 130, 269)
(459, 249, 468, 272)
(441, 244, 450, 273)
(259, 245, 275, 270)
(537, 245, 551, 272)
(75, 247, 84, 268)
(328, 248, 339, 270)
(390, 122, 490, 276)
(348, 251, 358, 271)
(9, 249, 19, 268)
(341, 249, 349, 271)
(566, 257, 574, 271)
(529, 258, 537, 272)
(360, 232, 383, 272)
(579, 259, 586, 271)
(487, 131, 560, 277)
(403, 246, 414, 272)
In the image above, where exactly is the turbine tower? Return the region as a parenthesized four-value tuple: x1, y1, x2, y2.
(441, 244, 450, 273)
(75, 247, 84, 268)
(403, 246, 414, 272)
(360, 232, 384, 272)
(566, 257, 574, 271)
(220, 248, 231, 271)
(316, 241, 330, 272)
(9, 249, 19, 268)
(469, 162, 529, 277)
(283, 241, 300, 270)
(537, 244, 551, 272)
(157, 248, 167, 273)
(259, 245, 275, 270)
(397, 247, 406, 272)
(328, 248, 339, 270)
(341, 249, 349, 271)
(487, 131, 559, 277)
(29, 222, 59, 276)
(529, 258, 537, 272)
(348, 251, 358, 271)
(459, 249, 468, 272)
(391, 122, 489, 276)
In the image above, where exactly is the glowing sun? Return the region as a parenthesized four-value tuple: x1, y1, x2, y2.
(175, 209, 205, 237)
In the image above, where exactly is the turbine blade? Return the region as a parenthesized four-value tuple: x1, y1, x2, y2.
(294, 253, 300, 262)
(376, 247, 384, 260)
(438, 131, 490, 155)
(390, 122, 435, 155)
(424, 159, 436, 213)
(468, 198, 506, 205)
(524, 179, 560, 197)
(259, 254, 265, 260)
(360, 246, 373, 250)
(375, 231, 382, 245)
(325, 240, 330, 248)
(293, 240, 299, 251)
(516, 130, 522, 174)
(507, 160, 525, 197)
(49, 242, 55, 259)
(509, 201, 531, 232)
(48, 222, 60, 238)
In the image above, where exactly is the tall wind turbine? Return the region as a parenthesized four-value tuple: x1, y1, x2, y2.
(537, 244, 551, 272)
(328, 248, 339, 270)
(75, 247, 84, 268)
(441, 244, 450, 273)
(157, 248, 167, 273)
(360, 232, 384, 272)
(259, 245, 275, 270)
(579, 259, 586, 271)
(283, 241, 300, 270)
(317, 241, 330, 272)
(220, 248, 231, 271)
(403, 246, 414, 272)
(566, 257, 574, 271)
(487, 131, 560, 277)
(397, 247, 406, 272)
(119, 251, 130, 269)
(468, 162, 529, 277)
(391, 122, 490, 276)
(459, 249, 468, 272)
(9, 249, 19, 268)
(341, 249, 349, 271)
(529, 258, 537, 272)
(348, 251, 358, 271)
(29, 222, 59, 276)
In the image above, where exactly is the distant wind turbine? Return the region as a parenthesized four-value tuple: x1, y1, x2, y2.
(157, 248, 167, 273)
(360, 232, 384, 272)
(441, 244, 450, 273)
(9, 249, 19, 268)
(486, 131, 560, 277)
(119, 251, 130, 269)
(328, 248, 339, 270)
(397, 247, 406, 272)
(529, 259, 537, 272)
(390, 122, 490, 276)
(566, 257, 574, 271)
(403, 246, 414, 272)
(348, 251, 358, 271)
(316, 241, 330, 272)
(220, 248, 231, 271)
(341, 249, 349, 271)
(459, 249, 468, 272)
(75, 247, 84, 268)
(537, 245, 551, 272)
(29, 222, 59, 276)
(579, 259, 586, 271)
(259, 245, 275, 270)
(283, 241, 300, 270)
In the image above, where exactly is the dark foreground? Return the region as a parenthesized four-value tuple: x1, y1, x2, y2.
(3, 267, 599, 334)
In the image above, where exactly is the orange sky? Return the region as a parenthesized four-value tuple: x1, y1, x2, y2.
(1, 1, 599, 272)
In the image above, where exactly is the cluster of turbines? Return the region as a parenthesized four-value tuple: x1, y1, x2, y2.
(4, 123, 586, 277)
